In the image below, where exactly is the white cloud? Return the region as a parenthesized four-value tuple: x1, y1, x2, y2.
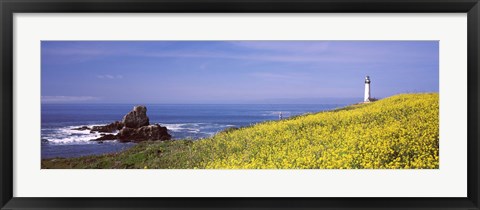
(97, 74, 123, 79)
(44, 42, 364, 64)
(44, 41, 406, 65)
(42, 96, 99, 103)
(250, 72, 312, 81)
(228, 41, 330, 53)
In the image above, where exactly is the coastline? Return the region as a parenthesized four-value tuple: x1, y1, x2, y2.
(41, 103, 343, 159)
(42, 93, 439, 169)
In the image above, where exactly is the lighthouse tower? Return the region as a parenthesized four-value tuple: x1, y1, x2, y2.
(364, 76, 371, 102)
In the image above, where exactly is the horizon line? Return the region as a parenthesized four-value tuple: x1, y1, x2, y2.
(40, 102, 353, 105)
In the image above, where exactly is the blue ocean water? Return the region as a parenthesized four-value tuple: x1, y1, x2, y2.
(41, 104, 344, 159)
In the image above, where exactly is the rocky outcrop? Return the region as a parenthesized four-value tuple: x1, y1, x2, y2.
(122, 106, 150, 128)
(91, 121, 124, 133)
(117, 124, 171, 142)
(93, 134, 117, 141)
(72, 126, 90, 131)
(72, 105, 171, 143)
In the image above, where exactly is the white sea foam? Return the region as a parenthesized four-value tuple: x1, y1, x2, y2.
(43, 124, 118, 145)
(162, 123, 190, 132)
(163, 123, 204, 133)
(43, 122, 236, 144)
(261, 111, 292, 116)
(161, 122, 235, 138)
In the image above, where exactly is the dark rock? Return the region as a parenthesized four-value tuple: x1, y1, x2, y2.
(75, 105, 170, 143)
(92, 134, 118, 141)
(72, 126, 90, 131)
(118, 124, 171, 142)
(122, 105, 150, 128)
(91, 121, 124, 133)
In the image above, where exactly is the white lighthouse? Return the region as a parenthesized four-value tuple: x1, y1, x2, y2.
(364, 76, 371, 102)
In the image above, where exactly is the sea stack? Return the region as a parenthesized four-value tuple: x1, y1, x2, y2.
(77, 105, 171, 142)
(122, 105, 150, 128)
(364, 76, 371, 102)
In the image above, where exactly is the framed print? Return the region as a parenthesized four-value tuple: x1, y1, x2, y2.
(1, 0, 479, 209)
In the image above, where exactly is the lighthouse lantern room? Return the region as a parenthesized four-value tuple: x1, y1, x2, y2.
(364, 76, 371, 102)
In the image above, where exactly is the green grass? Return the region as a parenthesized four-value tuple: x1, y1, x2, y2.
(42, 93, 439, 169)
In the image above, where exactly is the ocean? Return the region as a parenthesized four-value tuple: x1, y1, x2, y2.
(41, 104, 345, 159)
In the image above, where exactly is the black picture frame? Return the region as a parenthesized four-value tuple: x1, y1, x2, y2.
(1, 0, 479, 209)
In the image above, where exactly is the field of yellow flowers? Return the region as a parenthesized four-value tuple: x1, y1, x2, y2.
(42, 93, 439, 169)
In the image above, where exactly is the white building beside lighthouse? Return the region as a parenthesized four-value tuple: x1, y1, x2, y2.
(364, 76, 371, 102)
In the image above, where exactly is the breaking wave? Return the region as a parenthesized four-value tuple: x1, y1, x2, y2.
(162, 123, 235, 139)
(42, 123, 236, 144)
(41, 124, 110, 144)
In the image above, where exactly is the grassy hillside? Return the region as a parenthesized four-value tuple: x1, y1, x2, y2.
(42, 93, 439, 169)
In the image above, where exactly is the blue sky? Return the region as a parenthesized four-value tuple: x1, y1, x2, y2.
(41, 41, 439, 104)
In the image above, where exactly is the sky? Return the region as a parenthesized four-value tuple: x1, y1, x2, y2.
(41, 41, 439, 104)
